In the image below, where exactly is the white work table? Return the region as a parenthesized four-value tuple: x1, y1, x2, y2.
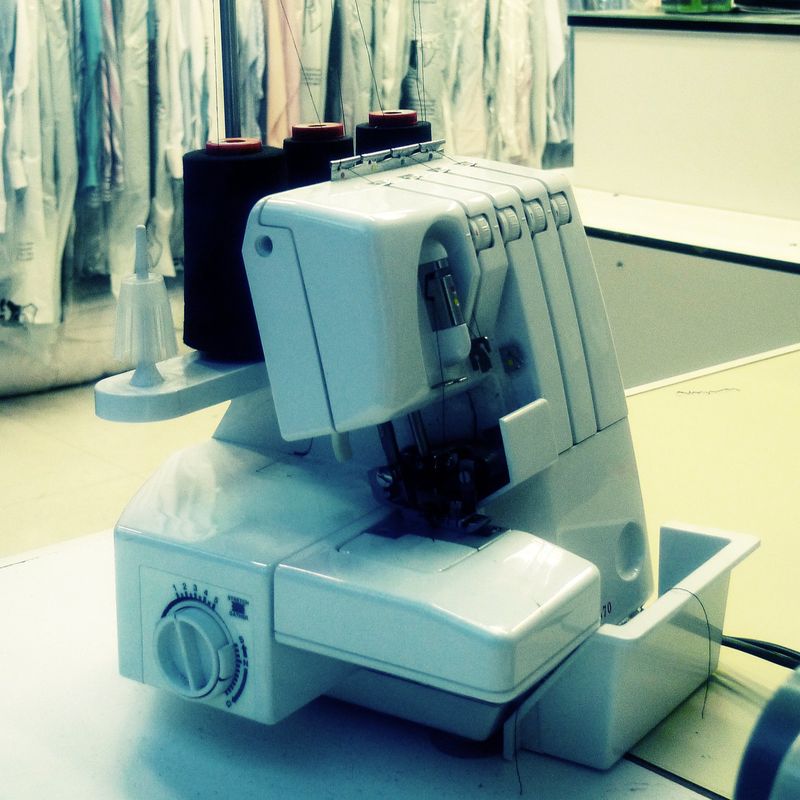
(3, 347, 799, 799)
(625, 345, 800, 797)
(0, 535, 700, 799)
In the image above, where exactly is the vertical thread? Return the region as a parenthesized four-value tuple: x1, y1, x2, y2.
(212, 0, 221, 144)
(413, 0, 428, 120)
(219, 0, 242, 137)
(671, 587, 713, 719)
(332, 0, 346, 132)
(354, 0, 383, 113)
(279, 0, 321, 122)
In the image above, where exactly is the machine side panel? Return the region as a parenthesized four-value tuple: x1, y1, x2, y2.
(485, 419, 652, 624)
(242, 208, 334, 440)
(473, 160, 627, 430)
(448, 161, 597, 444)
(413, 168, 573, 453)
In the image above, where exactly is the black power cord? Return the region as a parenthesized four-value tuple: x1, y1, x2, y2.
(722, 635, 800, 670)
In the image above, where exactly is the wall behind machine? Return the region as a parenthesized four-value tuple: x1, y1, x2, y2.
(592, 238, 800, 388)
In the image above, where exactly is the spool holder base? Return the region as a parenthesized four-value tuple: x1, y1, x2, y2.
(95, 353, 267, 423)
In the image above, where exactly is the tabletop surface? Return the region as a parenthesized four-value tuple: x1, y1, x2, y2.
(0, 535, 706, 800)
(625, 347, 800, 796)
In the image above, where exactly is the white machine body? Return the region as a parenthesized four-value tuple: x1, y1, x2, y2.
(102, 146, 757, 769)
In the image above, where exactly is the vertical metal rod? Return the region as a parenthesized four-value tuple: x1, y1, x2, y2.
(409, 411, 430, 457)
(219, 0, 241, 138)
(377, 422, 401, 464)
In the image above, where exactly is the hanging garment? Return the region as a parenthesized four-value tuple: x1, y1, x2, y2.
(335, 0, 375, 136)
(486, 0, 530, 163)
(267, 0, 304, 144)
(400, 0, 447, 141)
(186, 0, 217, 149)
(371, 0, 408, 111)
(6, 0, 47, 321)
(148, 0, 177, 277)
(298, 0, 332, 124)
(265, 0, 285, 145)
(285, 0, 304, 130)
(100, 0, 123, 197)
(441, 0, 488, 157)
(0, 0, 16, 239)
(71, 0, 108, 279)
(486, 0, 553, 166)
(64, 0, 81, 119)
(543, 0, 566, 145)
(107, 0, 152, 292)
(6, 0, 33, 198)
(162, 0, 209, 178)
(528, 0, 549, 165)
(239, 0, 266, 137)
(0, 47, 6, 241)
(204, 0, 222, 143)
(77, 0, 103, 195)
(185, 1, 204, 148)
(41, 0, 78, 298)
(547, 0, 573, 147)
(164, 1, 188, 179)
(483, 0, 499, 159)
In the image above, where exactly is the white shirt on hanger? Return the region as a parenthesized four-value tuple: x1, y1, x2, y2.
(42, 0, 78, 292)
(107, 0, 151, 291)
(239, 0, 266, 137)
(338, 0, 375, 136)
(299, 0, 332, 125)
(442, 0, 488, 157)
(373, 0, 409, 111)
(7, 0, 56, 323)
(165, 2, 188, 180)
(266, 0, 288, 146)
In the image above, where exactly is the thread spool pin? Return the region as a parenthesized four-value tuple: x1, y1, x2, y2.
(114, 225, 178, 387)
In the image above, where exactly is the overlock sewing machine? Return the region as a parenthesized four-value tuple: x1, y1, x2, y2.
(96, 143, 757, 769)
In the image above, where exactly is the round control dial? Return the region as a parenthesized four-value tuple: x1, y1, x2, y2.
(496, 207, 522, 242)
(524, 200, 548, 234)
(154, 602, 237, 699)
(550, 192, 572, 227)
(468, 215, 494, 251)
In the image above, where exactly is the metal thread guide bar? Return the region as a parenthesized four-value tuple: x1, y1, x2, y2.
(331, 140, 447, 182)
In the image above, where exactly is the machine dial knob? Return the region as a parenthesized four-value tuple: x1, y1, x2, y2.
(468, 214, 494, 251)
(154, 603, 237, 699)
(524, 200, 548, 234)
(550, 192, 572, 227)
(496, 207, 522, 242)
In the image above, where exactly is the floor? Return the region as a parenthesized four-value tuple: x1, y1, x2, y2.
(0, 382, 228, 558)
